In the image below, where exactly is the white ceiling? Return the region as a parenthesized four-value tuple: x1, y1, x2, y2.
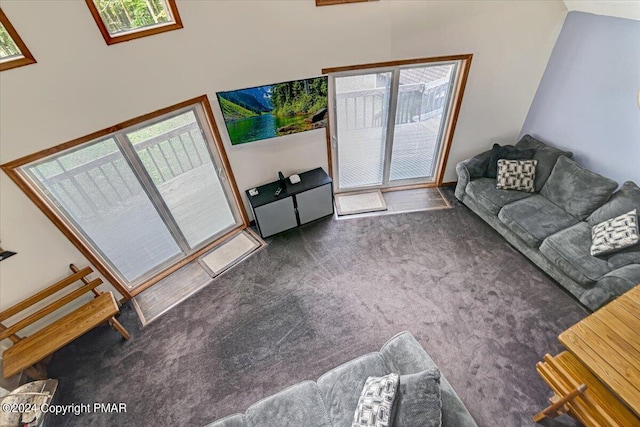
(563, 0, 640, 21)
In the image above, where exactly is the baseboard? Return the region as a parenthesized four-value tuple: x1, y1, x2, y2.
(440, 181, 457, 187)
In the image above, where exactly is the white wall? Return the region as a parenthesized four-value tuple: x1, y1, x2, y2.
(0, 1, 566, 312)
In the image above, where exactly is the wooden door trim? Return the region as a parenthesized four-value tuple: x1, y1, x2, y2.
(323, 54, 472, 188)
(322, 54, 472, 75)
(1, 95, 247, 300)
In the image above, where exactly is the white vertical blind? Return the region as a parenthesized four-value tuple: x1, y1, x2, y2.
(128, 110, 236, 248)
(335, 72, 392, 189)
(333, 61, 458, 190)
(26, 138, 181, 282)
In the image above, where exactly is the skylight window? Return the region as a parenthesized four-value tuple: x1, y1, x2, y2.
(0, 9, 36, 72)
(86, 0, 183, 45)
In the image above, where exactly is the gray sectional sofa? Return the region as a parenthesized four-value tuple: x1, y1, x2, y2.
(206, 332, 476, 427)
(455, 135, 640, 311)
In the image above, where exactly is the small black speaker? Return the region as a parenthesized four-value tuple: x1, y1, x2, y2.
(278, 171, 286, 189)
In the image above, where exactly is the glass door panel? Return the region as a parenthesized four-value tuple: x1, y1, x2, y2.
(25, 138, 182, 283)
(389, 64, 454, 182)
(126, 109, 236, 248)
(335, 72, 391, 189)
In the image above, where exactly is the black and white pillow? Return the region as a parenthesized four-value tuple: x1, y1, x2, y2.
(352, 373, 399, 427)
(591, 209, 639, 256)
(496, 159, 538, 192)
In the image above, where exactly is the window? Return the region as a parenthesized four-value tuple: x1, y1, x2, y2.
(1, 97, 248, 298)
(0, 9, 36, 72)
(86, 0, 183, 45)
(324, 55, 472, 191)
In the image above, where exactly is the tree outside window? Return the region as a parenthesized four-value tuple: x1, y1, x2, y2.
(0, 9, 36, 72)
(86, 0, 182, 45)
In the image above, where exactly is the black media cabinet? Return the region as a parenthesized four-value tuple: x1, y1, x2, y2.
(246, 167, 333, 238)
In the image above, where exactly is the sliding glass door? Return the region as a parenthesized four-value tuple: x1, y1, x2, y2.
(125, 109, 236, 248)
(19, 101, 243, 290)
(331, 60, 461, 191)
(26, 137, 183, 283)
(334, 72, 392, 188)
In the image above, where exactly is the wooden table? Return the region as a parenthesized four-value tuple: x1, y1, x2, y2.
(560, 286, 640, 417)
(535, 285, 640, 426)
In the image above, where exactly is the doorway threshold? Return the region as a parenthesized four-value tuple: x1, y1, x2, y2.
(132, 229, 266, 326)
(334, 187, 450, 220)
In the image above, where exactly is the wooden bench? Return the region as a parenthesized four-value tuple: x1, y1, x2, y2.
(0, 264, 129, 379)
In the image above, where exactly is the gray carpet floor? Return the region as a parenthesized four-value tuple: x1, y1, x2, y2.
(47, 189, 587, 427)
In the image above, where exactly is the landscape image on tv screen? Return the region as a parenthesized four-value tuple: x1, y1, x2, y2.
(216, 76, 328, 145)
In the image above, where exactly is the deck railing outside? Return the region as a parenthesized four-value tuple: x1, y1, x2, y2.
(336, 78, 449, 131)
(33, 122, 206, 219)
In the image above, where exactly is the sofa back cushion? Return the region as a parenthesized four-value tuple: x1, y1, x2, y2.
(514, 134, 546, 151)
(515, 135, 573, 191)
(394, 369, 442, 427)
(587, 181, 640, 225)
(245, 381, 332, 427)
(317, 353, 390, 427)
(540, 156, 618, 220)
(484, 144, 535, 179)
(587, 183, 640, 269)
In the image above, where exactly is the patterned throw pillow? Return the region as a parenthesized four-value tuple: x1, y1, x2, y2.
(591, 209, 639, 256)
(496, 159, 538, 192)
(352, 373, 399, 427)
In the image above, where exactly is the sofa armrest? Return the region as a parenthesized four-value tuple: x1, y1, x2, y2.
(205, 414, 246, 427)
(380, 332, 478, 427)
(380, 331, 437, 375)
(454, 150, 492, 201)
(582, 264, 640, 310)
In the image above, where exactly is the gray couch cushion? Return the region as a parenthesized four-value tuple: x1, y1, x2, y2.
(584, 264, 640, 308)
(514, 134, 546, 151)
(317, 353, 390, 427)
(485, 144, 535, 179)
(498, 195, 579, 248)
(206, 414, 247, 427)
(394, 369, 442, 427)
(587, 181, 640, 225)
(540, 222, 611, 287)
(515, 135, 573, 192)
(466, 178, 532, 215)
(380, 332, 477, 427)
(608, 248, 640, 269)
(245, 381, 331, 427)
(587, 182, 640, 267)
(540, 157, 618, 220)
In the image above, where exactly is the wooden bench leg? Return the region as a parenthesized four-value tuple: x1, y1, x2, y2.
(24, 363, 48, 381)
(108, 317, 130, 340)
(533, 384, 587, 422)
